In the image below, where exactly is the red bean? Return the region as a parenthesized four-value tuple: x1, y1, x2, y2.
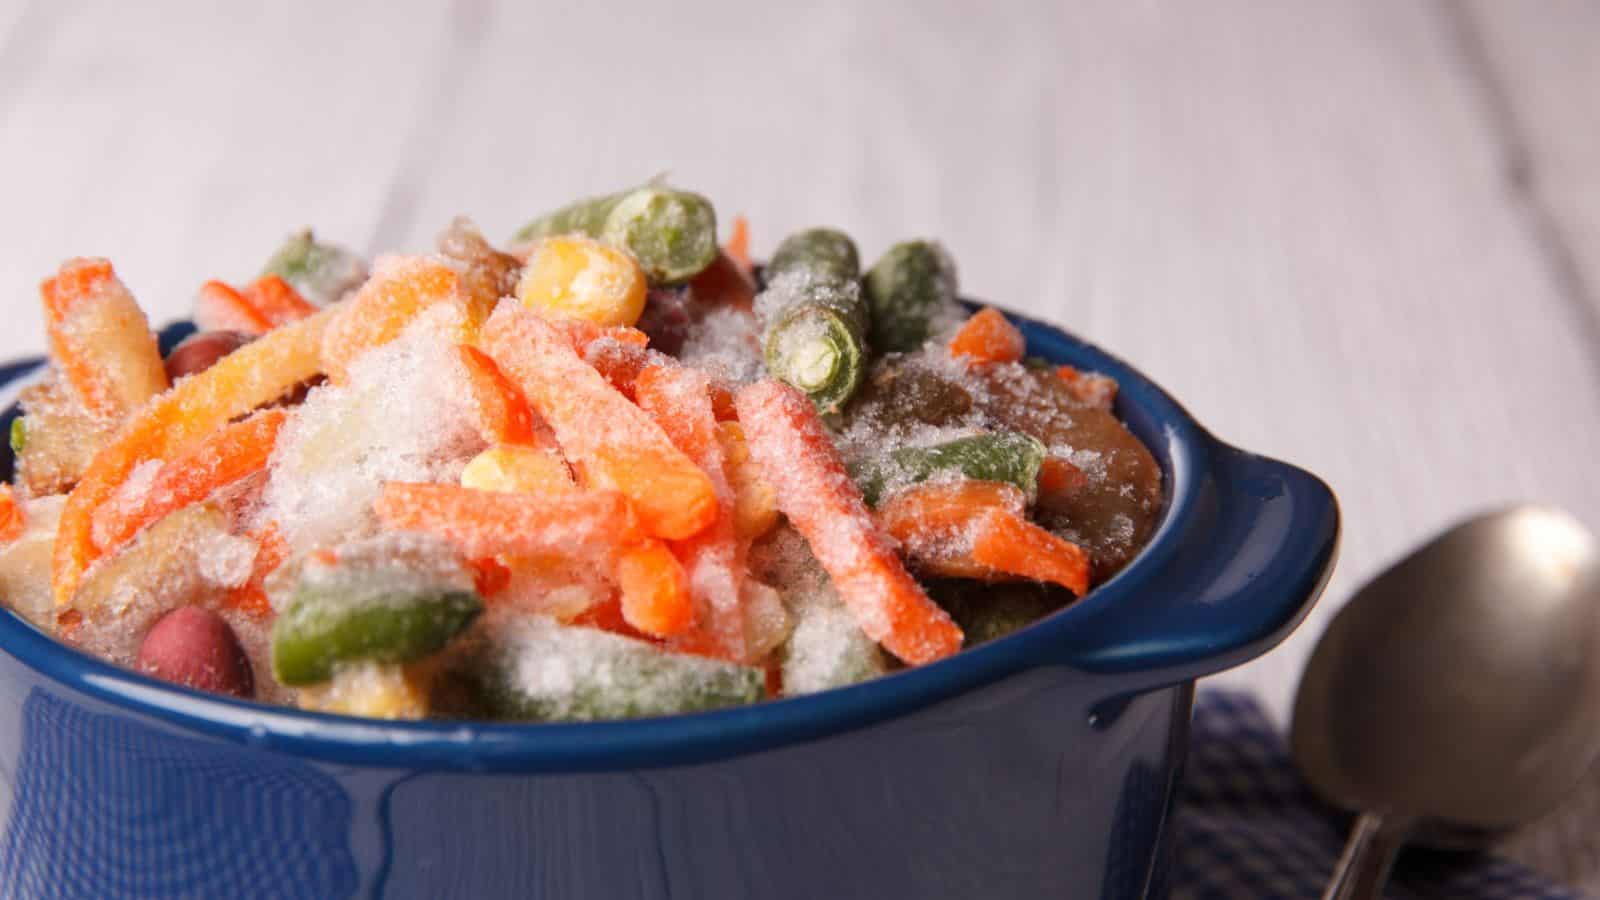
(164, 331, 253, 381)
(136, 606, 254, 698)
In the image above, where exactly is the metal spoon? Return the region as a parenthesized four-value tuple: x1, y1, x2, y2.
(1291, 505, 1600, 900)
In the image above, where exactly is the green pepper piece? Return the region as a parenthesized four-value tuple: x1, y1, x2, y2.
(261, 229, 367, 307)
(766, 228, 861, 284)
(759, 228, 871, 413)
(512, 185, 718, 284)
(852, 431, 1047, 506)
(271, 574, 483, 687)
(476, 615, 764, 721)
(9, 417, 25, 456)
(862, 240, 959, 353)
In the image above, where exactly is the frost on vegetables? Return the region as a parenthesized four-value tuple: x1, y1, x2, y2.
(0, 185, 1162, 721)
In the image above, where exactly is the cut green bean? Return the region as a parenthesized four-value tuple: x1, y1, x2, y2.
(852, 431, 1047, 506)
(261, 229, 367, 306)
(760, 228, 870, 413)
(766, 228, 860, 284)
(863, 240, 959, 353)
(512, 184, 718, 284)
(475, 615, 764, 721)
(271, 569, 483, 687)
(780, 593, 887, 695)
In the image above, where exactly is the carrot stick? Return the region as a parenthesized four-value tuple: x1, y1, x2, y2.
(243, 275, 317, 328)
(53, 306, 335, 608)
(321, 256, 465, 383)
(635, 362, 749, 659)
(949, 307, 1025, 365)
(195, 281, 274, 335)
(734, 379, 962, 665)
(90, 408, 288, 555)
(878, 480, 1090, 595)
(374, 481, 643, 560)
(42, 258, 168, 420)
(0, 485, 23, 543)
(970, 508, 1090, 596)
(614, 539, 694, 637)
(455, 345, 538, 445)
(480, 303, 717, 541)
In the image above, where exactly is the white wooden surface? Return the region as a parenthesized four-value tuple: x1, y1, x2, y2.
(1, 0, 1598, 729)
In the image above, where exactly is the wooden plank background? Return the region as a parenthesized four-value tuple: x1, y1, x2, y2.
(1, 0, 1598, 883)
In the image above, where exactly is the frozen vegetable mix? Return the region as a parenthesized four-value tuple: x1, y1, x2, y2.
(0, 185, 1161, 721)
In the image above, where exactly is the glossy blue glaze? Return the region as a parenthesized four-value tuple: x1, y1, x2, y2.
(0, 312, 1338, 899)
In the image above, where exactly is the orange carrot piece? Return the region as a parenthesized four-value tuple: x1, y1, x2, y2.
(455, 345, 538, 445)
(547, 318, 650, 353)
(878, 480, 1090, 595)
(614, 539, 694, 637)
(243, 275, 317, 327)
(91, 409, 288, 555)
(725, 215, 752, 273)
(949, 307, 1025, 365)
(734, 380, 962, 665)
(1056, 364, 1118, 409)
(321, 256, 464, 383)
(1037, 455, 1089, 500)
(571, 593, 648, 639)
(0, 485, 23, 543)
(41, 258, 114, 321)
(53, 306, 334, 607)
(223, 523, 288, 620)
(42, 258, 168, 420)
(374, 482, 643, 560)
(480, 303, 717, 541)
(970, 508, 1091, 596)
(196, 280, 274, 335)
(714, 421, 779, 540)
(468, 556, 514, 598)
(635, 363, 749, 659)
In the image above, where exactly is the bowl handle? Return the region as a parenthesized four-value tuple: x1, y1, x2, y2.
(1035, 439, 1340, 693)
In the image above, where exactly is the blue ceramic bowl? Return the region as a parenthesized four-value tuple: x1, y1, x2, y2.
(0, 314, 1338, 900)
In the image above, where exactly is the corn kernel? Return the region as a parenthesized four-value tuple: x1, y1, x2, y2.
(297, 661, 431, 719)
(515, 235, 647, 327)
(460, 444, 574, 494)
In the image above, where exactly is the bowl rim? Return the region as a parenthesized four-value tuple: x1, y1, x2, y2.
(0, 308, 1260, 772)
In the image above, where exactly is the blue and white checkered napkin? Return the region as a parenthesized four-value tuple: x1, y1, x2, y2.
(1173, 690, 1591, 900)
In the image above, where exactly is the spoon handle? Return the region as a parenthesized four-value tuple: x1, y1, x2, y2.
(1323, 812, 1406, 900)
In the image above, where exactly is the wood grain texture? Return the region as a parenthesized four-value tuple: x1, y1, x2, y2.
(1, 0, 1597, 725)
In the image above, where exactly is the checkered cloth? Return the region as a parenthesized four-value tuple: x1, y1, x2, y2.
(1174, 690, 1592, 900)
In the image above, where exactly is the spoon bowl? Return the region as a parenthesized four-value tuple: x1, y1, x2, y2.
(1292, 505, 1600, 897)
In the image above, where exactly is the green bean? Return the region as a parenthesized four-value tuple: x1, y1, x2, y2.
(475, 615, 764, 721)
(261, 229, 366, 306)
(852, 431, 1047, 506)
(760, 228, 870, 413)
(9, 417, 25, 456)
(271, 575, 483, 686)
(512, 185, 718, 284)
(766, 228, 860, 284)
(862, 240, 959, 353)
(780, 596, 887, 695)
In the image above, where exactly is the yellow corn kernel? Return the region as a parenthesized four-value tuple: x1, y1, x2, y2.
(515, 235, 647, 327)
(297, 661, 431, 719)
(460, 444, 574, 494)
(714, 421, 779, 540)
